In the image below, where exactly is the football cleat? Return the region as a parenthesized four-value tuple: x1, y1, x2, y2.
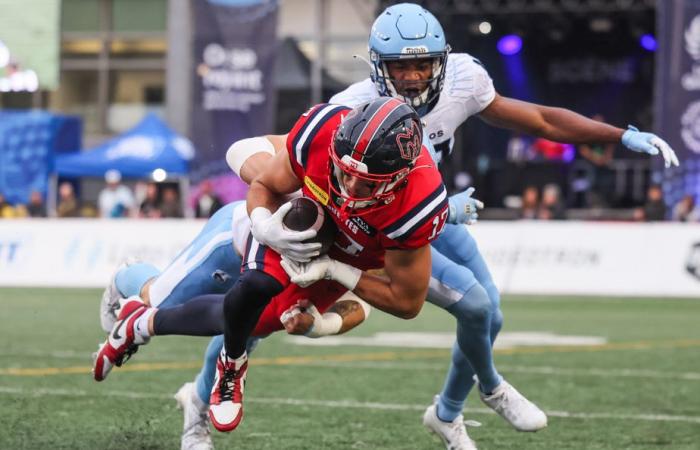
(423, 395, 478, 450)
(175, 382, 213, 450)
(478, 379, 547, 432)
(92, 297, 151, 382)
(209, 349, 247, 432)
(100, 257, 141, 333)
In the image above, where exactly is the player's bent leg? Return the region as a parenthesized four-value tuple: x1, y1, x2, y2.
(428, 248, 498, 422)
(432, 225, 503, 344)
(209, 270, 283, 432)
(423, 395, 478, 450)
(93, 296, 153, 381)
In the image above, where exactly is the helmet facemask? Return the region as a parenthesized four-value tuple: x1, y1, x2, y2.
(328, 146, 410, 217)
(371, 50, 450, 109)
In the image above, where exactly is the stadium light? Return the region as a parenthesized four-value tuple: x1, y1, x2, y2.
(497, 35, 522, 55)
(478, 21, 492, 34)
(152, 168, 167, 182)
(640, 34, 657, 51)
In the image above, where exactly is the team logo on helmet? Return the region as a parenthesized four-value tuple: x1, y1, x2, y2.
(395, 121, 422, 161)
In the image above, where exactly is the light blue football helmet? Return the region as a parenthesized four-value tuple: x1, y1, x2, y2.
(368, 3, 450, 109)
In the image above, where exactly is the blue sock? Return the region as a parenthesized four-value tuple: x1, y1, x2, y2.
(438, 284, 502, 421)
(195, 335, 224, 405)
(114, 263, 160, 297)
(437, 342, 475, 422)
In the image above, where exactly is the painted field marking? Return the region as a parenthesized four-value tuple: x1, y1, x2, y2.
(2, 338, 700, 377)
(0, 385, 698, 425)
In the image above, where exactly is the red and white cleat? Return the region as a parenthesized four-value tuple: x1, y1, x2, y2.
(92, 296, 151, 382)
(208, 349, 248, 432)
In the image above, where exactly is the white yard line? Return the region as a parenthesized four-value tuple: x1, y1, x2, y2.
(0, 386, 698, 424)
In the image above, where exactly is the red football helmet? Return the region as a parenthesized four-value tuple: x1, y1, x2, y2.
(329, 97, 423, 216)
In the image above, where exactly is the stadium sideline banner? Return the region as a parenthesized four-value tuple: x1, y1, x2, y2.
(189, 0, 278, 184)
(0, 219, 202, 288)
(657, 0, 700, 208)
(468, 222, 700, 297)
(0, 221, 698, 297)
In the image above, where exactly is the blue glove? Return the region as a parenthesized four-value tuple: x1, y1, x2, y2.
(447, 187, 484, 225)
(621, 125, 680, 169)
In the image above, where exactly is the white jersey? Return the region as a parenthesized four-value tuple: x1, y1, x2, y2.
(329, 52, 496, 163)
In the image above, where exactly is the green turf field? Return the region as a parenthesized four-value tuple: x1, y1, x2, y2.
(1, 288, 699, 449)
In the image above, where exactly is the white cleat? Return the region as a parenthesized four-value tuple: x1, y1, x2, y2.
(100, 257, 141, 332)
(479, 379, 547, 432)
(423, 396, 478, 450)
(175, 382, 214, 450)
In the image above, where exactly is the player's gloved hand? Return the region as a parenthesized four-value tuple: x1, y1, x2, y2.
(280, 255, 361, 290)
(621, 125, 680, 169)
(447, 187, 484, 225)
(250, 202, 321, 262)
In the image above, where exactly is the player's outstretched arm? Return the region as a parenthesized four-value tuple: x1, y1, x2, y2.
(280, 295, 371, 337)
(479, 94, 679, 168)
(281, 245, 431, 320)
(226, 134, 288, 184)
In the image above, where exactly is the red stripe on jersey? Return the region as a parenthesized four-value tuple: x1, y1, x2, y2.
(353, 101, 403, 161)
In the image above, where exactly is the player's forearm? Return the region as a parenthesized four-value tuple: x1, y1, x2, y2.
(246, 179, 285, 216)
(535, 106, 624, 144)
(351, 272, 426, 320)
(329, 299, 371, 334)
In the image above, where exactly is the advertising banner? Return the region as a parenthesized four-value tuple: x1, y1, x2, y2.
(657, 0, 700, 208)
(189, 0, 278, 199)
(1, 220, 698, 297)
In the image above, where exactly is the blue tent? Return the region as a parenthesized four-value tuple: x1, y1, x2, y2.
(54, 113, 194, 178)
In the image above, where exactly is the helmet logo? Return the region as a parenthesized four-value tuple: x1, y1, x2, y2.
(395, 121, 422, 161)
(401, 46, 429, 55)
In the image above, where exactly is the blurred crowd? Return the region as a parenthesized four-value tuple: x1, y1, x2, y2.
(0, 169, 224, 220)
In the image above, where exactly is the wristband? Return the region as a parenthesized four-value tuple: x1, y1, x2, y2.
(329, 260, 362, 290)
(305, 311, 343, 338)
(226, 137, 275, 176)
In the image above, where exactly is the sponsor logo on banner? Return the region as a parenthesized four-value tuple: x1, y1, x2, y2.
(197, 44, 265, 112)
(681, 100, 700, 154)
(682, 15, 700, 90)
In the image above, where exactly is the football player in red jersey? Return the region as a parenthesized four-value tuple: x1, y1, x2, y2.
(209, 97, 450, 432)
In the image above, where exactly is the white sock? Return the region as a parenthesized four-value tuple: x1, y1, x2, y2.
(133, 308, 155, 339)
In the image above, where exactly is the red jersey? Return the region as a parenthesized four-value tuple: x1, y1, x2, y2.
(286, 103, 450, 271)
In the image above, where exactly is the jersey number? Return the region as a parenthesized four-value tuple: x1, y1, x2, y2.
(428, 209, 449, 241)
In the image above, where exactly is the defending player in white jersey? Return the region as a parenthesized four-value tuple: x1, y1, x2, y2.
(337, 4, 679, 449)
(227, 4, 680, 449)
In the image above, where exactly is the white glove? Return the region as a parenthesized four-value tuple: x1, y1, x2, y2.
(280, 255, 362, 290)
(250, 203, 321, 262)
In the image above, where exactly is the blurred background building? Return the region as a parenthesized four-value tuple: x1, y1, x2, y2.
(0, 0, 697, 221)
